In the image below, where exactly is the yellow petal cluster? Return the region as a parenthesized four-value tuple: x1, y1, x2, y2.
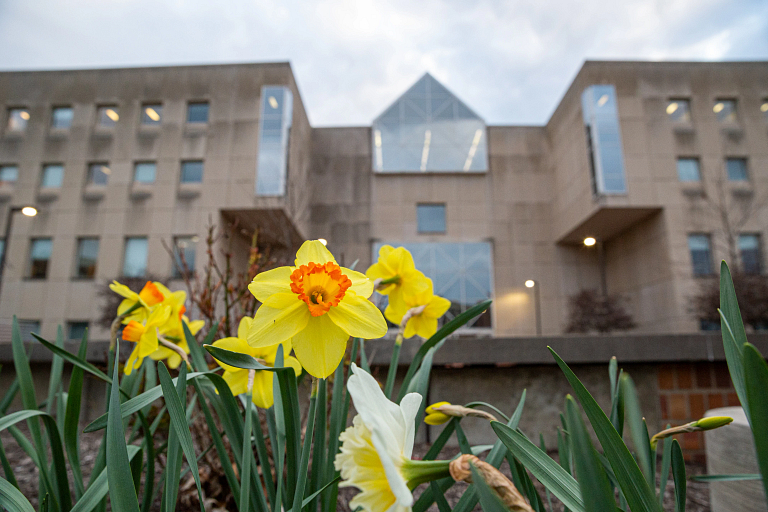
(211, 317, 301, 408)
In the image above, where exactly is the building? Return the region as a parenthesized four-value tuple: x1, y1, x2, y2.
(1, 60, 767, 344)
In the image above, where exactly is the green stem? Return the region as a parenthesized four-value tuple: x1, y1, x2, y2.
(379, 275, 401, 286)
(239, 374, 254, 512)
(291, 378, 319, 512)
(384, 334, 404, 399)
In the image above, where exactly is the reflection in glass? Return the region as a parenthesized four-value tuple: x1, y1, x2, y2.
(582, 85, 627, 195)
(373, 242, 492, 328)
(29, 238, 53, 279)
(88, 163, 110, 185)
(76, 238, 99, 279)
(180, 161, 204, 183)
(256, 86, 293, 195)
(688, 234, 713, 276)
(141, 104, 162, 125)
(123, 237, 148, 277)
(7, 108, 30, 131)
(676, 158, 700, 182)
(51, 107, 73, 129)
(417, 204, 446, 233)
(372, 74, 488, 173)
(173, 236, 198, 278)
(134, 162, 156, 183)
(726, 158, 748, 181)
(0, 165, 18, 184)
(666, 99, 691, 122)
(713, 99, 737, 123)
(41, 164, 64, 188)
(97, 105, 119, 127)
(739, 234, 761, 275)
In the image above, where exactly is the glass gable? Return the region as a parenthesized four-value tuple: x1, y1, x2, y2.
(372, 74, 488, 173)
(256, 86, 293, 196)
(581, 85, 627, 195)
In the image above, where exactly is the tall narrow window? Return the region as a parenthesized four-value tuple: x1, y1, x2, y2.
(666, 99, 691, 122)
(256, 86, 293, 195)
(739, 234, 761, 275)
(713, 99, 737, 123)
(41, 164, 64, 188)
(134, 162, 156, 184)
(67, 321, 89, 341)
(0, 165, 18, 184)
(7, 108, 29, 131)
(581, 85, 627, 195)
(29, 238, 53, 279)
(726, 158, 748, 182)
(762, 99, 768, 120)
(180, 161, 204, 183)
(417, 204, 447, 233)
(75, 238, 99, 279)
(172, 236, 197, 278)
(97, 105, 119, 127)
(88, 163, 110, 185)
(187, 102, 209, 123)
(676, 158, 700, 182)
(51, 106, 73, 129)
(123, 237, 148, 277)
(688, 234, 713, 276)
(141, 103, 162, 125)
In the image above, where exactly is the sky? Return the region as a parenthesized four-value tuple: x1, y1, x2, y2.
(0, 0, 766, 126)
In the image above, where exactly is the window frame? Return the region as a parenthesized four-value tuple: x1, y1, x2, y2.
(74, 237, 99, 280)
(50, 106, 74, 129)
(28, 238, 53, 280)
(6, 107, 30, 132)
(133, 161, 157, 184)
(0, 164, 19, 184)
(725, 157, 749, 182)
(172, 235, 198, 278)
(87, 162, 110, 186)
(713, 98, 738, 123)
(66, 321, 89, 341)
(416, 203, 447, 234)
(688, 233, 714, 277)
(738, 233, 762, 275)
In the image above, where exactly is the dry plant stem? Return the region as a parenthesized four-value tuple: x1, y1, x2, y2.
(400, 304, 426, 329)
(247, 369, 256, 394)
(435, 404, 497, 422)
(158, 334, 191, 368)
(449, 454, 534, 512)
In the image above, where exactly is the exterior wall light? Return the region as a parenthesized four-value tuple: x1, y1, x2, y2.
(21, 206, 37, 217)
(524, 280, 535, 288)
(583, 237, 596, 247)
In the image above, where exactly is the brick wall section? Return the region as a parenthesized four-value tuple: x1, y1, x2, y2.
(658, 362, 738, 463)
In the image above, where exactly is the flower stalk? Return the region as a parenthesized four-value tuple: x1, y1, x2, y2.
(158, 334, 191, 369)
(650, 416, 733, 449)
(449, 454, 534, 512)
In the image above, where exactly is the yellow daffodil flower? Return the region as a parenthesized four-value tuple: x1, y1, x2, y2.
(385, 279, 451, 339)
(247, 240, 387, 379)
(212, 317, 301, 408)
(122, 305, 171, 375)
(424, 402, 452, 425)
(110, 280, 166, 323)
(424, 401, 498, 425)
(335, 364, 450, 512)
(149, 313, 204, 369)
(366, 245, 431, 309)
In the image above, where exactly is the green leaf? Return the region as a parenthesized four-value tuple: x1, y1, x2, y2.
(106, 341, 140, 512)
(719, 261, 749, 414)
(620, 374, 653, 488)
(454, 422, 473, 455)
(309, 378, 327, 512)
(671, 440, 685, 512)
(240, 388, 254, 512)
(743, 342, 768, 501)
(245, 399, 275, 510)
(322, 359, 347, 512)
(404, 341, 442, 428)
(64, 330, 88, 499)
(430, 481, 452, 512)
(491, 422, 585, 512)
(0, 378, 19, 414)
(690, 474, 762, 482)
(291, 383, 318, 512)
(0, 476, 35, 512)
(384, 340, 402, 398)
(272, 345, 302, 507)
(658, 433, 672, 506)
(32, 333, 112, 385)
(46, 327, 65, 417)
(397, 299, 492, 402)
(549, 347, 661, 512)
(205, 345, 272, 371)
(470, 463, 509, 512)
(70, 446, 141, 512)
(183, 320, 214, 372)
(424, 419, 457, 460)
(0, 441, 18, 489)
(565, 396, 616, 512)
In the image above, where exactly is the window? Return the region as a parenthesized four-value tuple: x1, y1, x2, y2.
(123, 237, 148, 277)
(75, 238, 99, 279)
(582, 85, 627, 195)
(141, 103, 162, 125)
(688, 234, 713, 276)
(762, 99, 768, 120)
(51, 106, 73, 129)
(699, 319, 720, 331)
(676, 158, 700, 182)
(417, 204, 446, 233)
(172, 236, 198, 278)
(372, 74, 488, 173)
(726, 158, 748, 182)
(18, 320, 40, 342)
(87, 163, 110, 185)
(739, 234, 761, 275)
(0, 239, 5, 268)
(29, 238, 53, 279)
(97, 105, 119, 127)
(134, 162, 156, 184)
(0, 165, 18, 184)
(41, 164, 64, 188)
(372, 242, 493, 328)
(713, 99, 737, 123)
(180, 161, 203, 183)
(666, 99, 691, 122)
(7, 108, 29, 131)
(187, 102, 209, 123)
(67, 321, 88, 341)
(256, 86, 293, 195)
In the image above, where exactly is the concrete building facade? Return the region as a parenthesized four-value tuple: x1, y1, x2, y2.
(1, 60, 767, 342)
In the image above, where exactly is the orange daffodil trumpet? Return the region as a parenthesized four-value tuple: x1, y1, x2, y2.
(247, 240, 387, 379)
(122, 306, 171, 375)
(212, 317, 302, 408)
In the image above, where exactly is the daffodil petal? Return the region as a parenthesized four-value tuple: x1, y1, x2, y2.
(344, 268, 374, 298)
(223, 369, 249, 397)
(237, 316, 253, 340)
(328, 293, 388, 339)
(139, 329, 159, 357)
(290, 314, 349, 379)
(424, 295, 451, 318)
(384, 300, 407, 326)
(110, 281, 139, 301)
(251, 370, 275, 409)
(295, 240, 336, 267)
(384, 246, 416, 275)
(212, 337, 256, 372)
(248, 267, 294, 303)
(124, 345, 140, 375)
(284, 355, 303, 376)
(399, 392, 422, 459)
(248, 300, 310, 348)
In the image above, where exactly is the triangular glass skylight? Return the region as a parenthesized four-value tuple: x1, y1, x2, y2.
(372, 73, 488, 173)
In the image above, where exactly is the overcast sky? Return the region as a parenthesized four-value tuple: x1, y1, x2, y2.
(0, 0, 766, 126)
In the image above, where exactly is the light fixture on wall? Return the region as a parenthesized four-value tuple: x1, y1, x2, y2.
(583, 237, 596, 247)
(524, 279, 535, 288)
(525, 279, 542, 336)
(0, 205, 40, 306)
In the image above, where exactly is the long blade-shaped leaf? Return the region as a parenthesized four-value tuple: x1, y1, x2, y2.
(64, 331, 88, 499)
(743, 342, 768, 501)
(291, 384, 318, 512)
(719, 261, 749, 413)
(621, 374, 653, 488)
(0, 476, 35, 512)
(671, 440, 686, 512)
(70, 446, 141, 512)
(240, 388, 254, 512)
(32, 334, 112, 384)
(470, 463, 509, 512)
(46, 327, 65, 417)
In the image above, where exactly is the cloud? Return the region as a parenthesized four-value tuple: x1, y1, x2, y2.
(0, 0, 765, 125)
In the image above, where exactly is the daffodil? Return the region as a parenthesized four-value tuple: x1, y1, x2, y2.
(122, 305, 171, 375)
(110, 280, 166, 323)
(211, 317, 302, 408)
(385, 279, 451, 339)
(247, 240, 387, 378)
(366, 245, 431, 308)
(424, 401, 498, 425)
(335, 364, 451, 512)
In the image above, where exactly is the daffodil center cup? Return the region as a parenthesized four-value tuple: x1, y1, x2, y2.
(290, 261, 352, 317)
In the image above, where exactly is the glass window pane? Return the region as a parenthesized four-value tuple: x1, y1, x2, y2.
(18, 320, 40, 342)
(123, 237, 148, 277)
(187, 102, 209, 123)
(0, 240, 5, 267)
(676, 158, 700, 182)
(141, 104, 162, 125)
(97, 105, 119, 127)
(41, 164, 64, 188)
(88, 163, 110, 185)
(180, 161, 203, 183)
(714, 99, 737, 122)
(173, 236, 197, 278)
(76, 238, 99, 279)
(726, 158, 748, 181)
(7, 108, 29, 131)
(67, 322, 89, 341)
(29, 238, 53, 279)
(134, 162, 156, 183)
(257, 86, 293, 195)
(667, 99, 690, 122)
(0, 166, 19, 183)
(51, 107, 73, 129)
(688, 234, 712, 276)
(581, 85, 627, 194)
(762, 99, 768, 120)
(739, 234, 761, 274)
(417, 204, 446, 233)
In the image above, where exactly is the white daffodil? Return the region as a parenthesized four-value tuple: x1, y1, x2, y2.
(335, 364, 451, 512)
